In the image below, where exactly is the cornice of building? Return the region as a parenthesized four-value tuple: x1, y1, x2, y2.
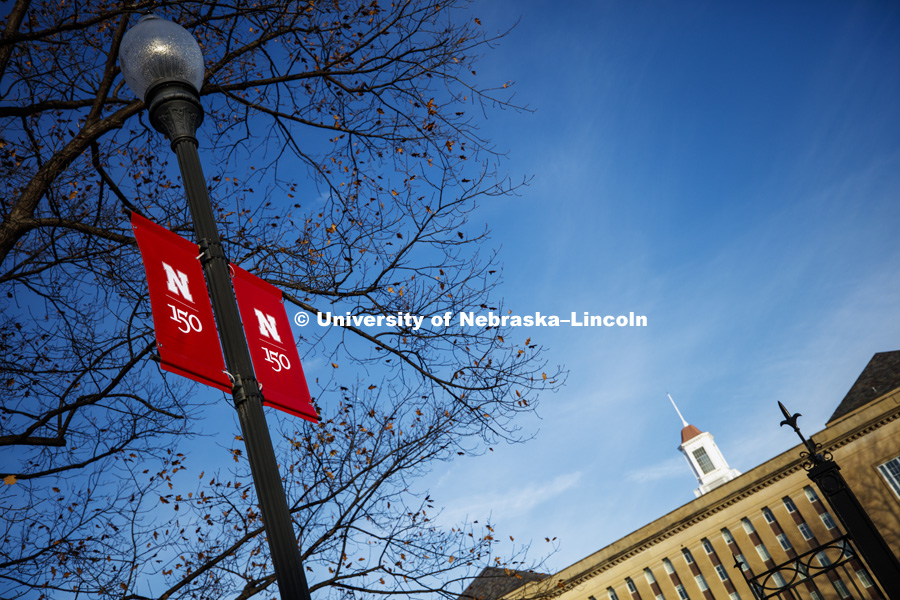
(508, 387, 900, 600)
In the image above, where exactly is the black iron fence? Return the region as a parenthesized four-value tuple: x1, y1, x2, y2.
(740, 534, 888, 600)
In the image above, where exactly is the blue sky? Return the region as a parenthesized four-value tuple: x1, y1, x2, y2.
(409, 0, 900, 574)
(155, 0, 900, 585)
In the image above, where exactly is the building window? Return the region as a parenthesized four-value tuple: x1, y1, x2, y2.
(721, 528, 735, 544)
(877, 456, 900, 498)
(735, 554, 749, 571)
(762, 507, 775, 523)
(692, 447, 715, 475)
(756, 544, 771, 561)
(728, 594, 742, 600)
(608, 587, 619, 600)
(663, 558, 675, 574)
(694, 574, 708, 592)
(804, 485, 819, 503)
(714, 564, 729, 581)
(656, 596, 665, 600)
(810, 591, 824, 600)
(833, 580, 851, 599)
(816, 551, 831, 567)
(675, 585, 689, 600)
(772, 573, 786, 587)
(644, 568, 656, 585)
(821, 512, 837, 530)
(776, 533, 793, 551)
(741, 518, 756, 534)
(681, 548, 694, 564)
(626, 578, 637, 594)
(856, 569, 874, 588)
(798, 523, 814, 540)
(701, 538, 714, 554)
(783, 497, 797, 513)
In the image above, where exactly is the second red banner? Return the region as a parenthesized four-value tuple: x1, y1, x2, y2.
(231, 264, 318, 422)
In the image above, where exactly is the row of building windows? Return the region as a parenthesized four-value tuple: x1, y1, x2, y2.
(599, 483, 856, 600)
(609, 559, 873, 600)
(666, 566, 865, 598)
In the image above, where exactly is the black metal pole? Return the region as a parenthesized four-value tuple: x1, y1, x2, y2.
(148, 81, 311, 599)
(804, 460, 900, 598)
(778, 402, 900, 598)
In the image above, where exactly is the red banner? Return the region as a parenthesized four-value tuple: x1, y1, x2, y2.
(231, 265, 317, 422)
(131, 213, 231, 393)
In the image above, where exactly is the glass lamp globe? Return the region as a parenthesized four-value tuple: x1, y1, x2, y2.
(119, 14, 205, 101)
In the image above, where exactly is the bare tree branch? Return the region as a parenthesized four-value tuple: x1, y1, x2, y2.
(0, 1, 562, 598)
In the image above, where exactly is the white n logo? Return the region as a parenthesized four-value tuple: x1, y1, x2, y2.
(162, 262, 193, 303)
(254, 309, 281, 343)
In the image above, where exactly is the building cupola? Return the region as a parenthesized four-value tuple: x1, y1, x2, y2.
(668, 393, 741, 497)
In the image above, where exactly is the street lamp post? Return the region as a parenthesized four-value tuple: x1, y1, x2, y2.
(120, 15, 311, 599)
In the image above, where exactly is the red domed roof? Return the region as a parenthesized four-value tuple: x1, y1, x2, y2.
(681, 424, 703, 444)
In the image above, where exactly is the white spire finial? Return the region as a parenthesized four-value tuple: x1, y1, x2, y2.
(667, 393, 689, 428)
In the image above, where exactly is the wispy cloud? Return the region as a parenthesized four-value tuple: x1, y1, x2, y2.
(625, 456, 687, 484)
(437, 472, 583, 526)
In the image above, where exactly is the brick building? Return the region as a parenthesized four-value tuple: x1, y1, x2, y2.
(470, 351, 900, 600)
